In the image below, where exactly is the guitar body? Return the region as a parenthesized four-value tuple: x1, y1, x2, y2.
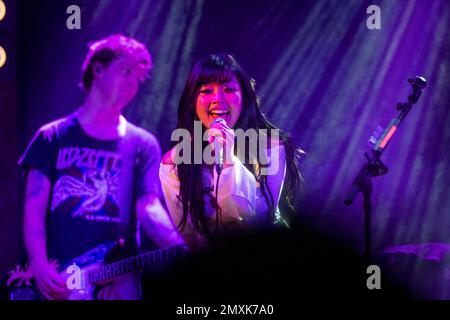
(62, 262, 100, 300)
(58, 241, 116, 300)
(6, 241, 186, 300)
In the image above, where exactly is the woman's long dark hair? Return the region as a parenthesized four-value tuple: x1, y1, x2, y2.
(173, 53, 302, 241)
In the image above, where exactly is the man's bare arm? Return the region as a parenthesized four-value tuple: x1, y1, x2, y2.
(23, 169, 68, 299)
(23, 169, 51, 266)
(136, 194, 184, 248)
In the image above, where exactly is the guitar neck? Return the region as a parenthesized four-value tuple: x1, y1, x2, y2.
(87, 245, 185, 285)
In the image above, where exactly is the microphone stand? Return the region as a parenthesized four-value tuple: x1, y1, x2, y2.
(344, 76, 427, 264)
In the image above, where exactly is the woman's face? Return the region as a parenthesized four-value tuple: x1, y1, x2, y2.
(195, 74, 243, 129)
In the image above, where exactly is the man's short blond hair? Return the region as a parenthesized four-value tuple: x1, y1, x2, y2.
(80, 34, 152, 90)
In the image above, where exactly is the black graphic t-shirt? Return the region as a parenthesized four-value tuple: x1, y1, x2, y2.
(19, 114, 162, 263)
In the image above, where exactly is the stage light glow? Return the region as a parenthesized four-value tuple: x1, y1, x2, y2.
(0, 46, 6, 68)
(0, 0, 5, 22)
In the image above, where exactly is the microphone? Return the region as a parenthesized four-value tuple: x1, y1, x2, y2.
(210, 118, 226, 174)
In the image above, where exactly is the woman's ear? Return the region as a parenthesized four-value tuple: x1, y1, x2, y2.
(92, 61, 104, 79)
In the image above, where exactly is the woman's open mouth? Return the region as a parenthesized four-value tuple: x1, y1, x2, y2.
(209, 110, 230, 117)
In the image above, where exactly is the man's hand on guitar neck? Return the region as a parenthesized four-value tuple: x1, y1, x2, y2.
(31, 259, 70, 300)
